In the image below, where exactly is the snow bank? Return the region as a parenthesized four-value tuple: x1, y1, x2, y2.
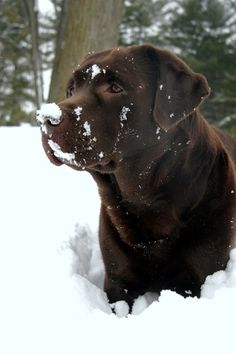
(201, 248, 236, 298)
(0, 126, 236, 354)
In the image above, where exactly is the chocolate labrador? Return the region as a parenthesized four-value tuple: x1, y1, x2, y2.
(37, 44, 236, 308)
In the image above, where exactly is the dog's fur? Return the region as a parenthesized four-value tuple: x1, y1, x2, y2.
(40, 44, 236, 308)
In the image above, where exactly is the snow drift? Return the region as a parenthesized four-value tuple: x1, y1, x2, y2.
(0, 126, 236, 354)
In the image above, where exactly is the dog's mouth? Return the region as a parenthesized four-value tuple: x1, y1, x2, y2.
(48, 139, 78, 165)
(44, 138, 116, 172)
(46, 148, 63, 166)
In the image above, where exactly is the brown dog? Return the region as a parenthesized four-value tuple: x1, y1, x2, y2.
(37, 44, 236, 308)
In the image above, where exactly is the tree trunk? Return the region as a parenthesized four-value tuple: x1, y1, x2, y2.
(48, 0, 124, 102)
(23, 0, 44, 109)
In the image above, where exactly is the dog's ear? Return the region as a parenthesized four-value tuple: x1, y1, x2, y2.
(144, 46, 210, 132)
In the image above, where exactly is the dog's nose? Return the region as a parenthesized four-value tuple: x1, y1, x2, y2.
(44, 114, 62, 126)
(36, 103, 63, 126)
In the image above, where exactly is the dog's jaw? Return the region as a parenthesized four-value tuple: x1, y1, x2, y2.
(42, 131, 119, 172)
(88, 159, 117, 173)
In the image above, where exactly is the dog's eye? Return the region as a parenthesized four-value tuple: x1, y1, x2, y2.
(67, 86, 75, 97)
(108, 83, 123, 94)
(67, 78, 75, 97)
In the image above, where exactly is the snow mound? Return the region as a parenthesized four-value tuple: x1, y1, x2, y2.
(66, 224, 160, 316)
(68, 224, 105, 289)
(66, 222, 236, 317)
(201, 248, 236, 298)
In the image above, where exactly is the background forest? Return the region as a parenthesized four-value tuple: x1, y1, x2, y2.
(1, 0, 236, 134)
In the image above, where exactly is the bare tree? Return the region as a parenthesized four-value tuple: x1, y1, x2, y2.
(48, 0, 124, 102)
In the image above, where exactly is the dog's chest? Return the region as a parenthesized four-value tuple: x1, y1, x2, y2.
(124, 201, 179, 242)
(142, 211, 177, 238)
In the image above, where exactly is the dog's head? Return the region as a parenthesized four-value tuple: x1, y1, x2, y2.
(37, 44, 210, 172)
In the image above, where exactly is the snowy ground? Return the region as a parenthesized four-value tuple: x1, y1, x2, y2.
(0, 126, 236, 354)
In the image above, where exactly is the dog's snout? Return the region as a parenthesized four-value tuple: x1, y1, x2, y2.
(36, 103, 63, 127)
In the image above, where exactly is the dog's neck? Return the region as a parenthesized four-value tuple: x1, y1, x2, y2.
(112, 127, 188, 206)
(101, 113, 220, 212)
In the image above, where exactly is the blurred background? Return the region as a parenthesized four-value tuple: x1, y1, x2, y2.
(1, 0, 236, 134)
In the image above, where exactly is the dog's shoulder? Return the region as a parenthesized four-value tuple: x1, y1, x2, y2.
(213, 127, 236, 166)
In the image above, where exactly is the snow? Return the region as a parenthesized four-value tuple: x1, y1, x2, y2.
(48, 139, 76, 164)
(156, 126, 161, 135)
(36, 102, 62, 125)
(1, 126, 236, 354)
(83, 121, 91, 136)
(38, 0, 54, 13)
(74, 106, 83, 121)
(86, 64, 106, 80)
(91, 64, 102, 79)
(120, 106, 131, 121)
(120, 106, 131, 127)
(201, 248, 236, 298)
(111, 301, 129, 318)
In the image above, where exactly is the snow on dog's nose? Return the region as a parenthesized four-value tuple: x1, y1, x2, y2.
(36, 103, 62, 126)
